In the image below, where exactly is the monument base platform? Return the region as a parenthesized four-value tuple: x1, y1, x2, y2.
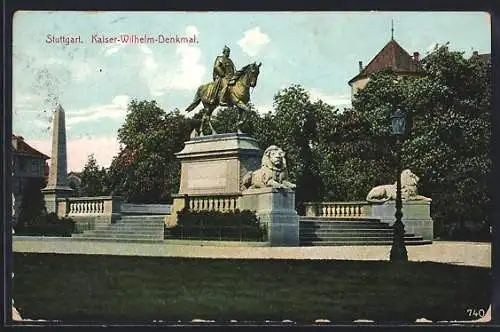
(370, 200, 433, 241)
(240, 188, 299, 246)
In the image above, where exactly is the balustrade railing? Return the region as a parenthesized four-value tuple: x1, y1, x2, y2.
(68, 199, 105, 214)
(303, 201, 370, 218)
(187, 194, 241, 212)
(56, 196, 122, 218)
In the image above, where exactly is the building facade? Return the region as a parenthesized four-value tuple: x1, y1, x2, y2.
(348, 38, 423, 97)
(12, 135, 50, 219)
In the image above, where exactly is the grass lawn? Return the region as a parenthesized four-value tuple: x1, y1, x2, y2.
(12, 253, 490, 324)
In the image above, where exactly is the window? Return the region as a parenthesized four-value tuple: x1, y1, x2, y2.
(19, 158, 26, 171)
(31, 160, 39, 174)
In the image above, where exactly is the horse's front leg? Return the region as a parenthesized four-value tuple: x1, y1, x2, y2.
(207, 107, 217, 135)
(199, 113, 207, 137)
(235, 101, 250, 134)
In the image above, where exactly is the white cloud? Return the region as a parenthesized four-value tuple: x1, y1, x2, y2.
(185, 25, 199, 37)
(307, 88, 352, 108)
(238, 27, 271, 57)
(102, 38, 126, 56)
(104, 46, 122, 56)
(13, 94, 43, 109)
(171, 44, 205, 90)
(65, 95, 130, 126)
(141, 26, 205, 96)
(139, 44, 153, 55)
(29, 135, 120, 172)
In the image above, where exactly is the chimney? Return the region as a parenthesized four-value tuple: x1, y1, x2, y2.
(358, 61, 363, 73)
(413, 52, 420, 62)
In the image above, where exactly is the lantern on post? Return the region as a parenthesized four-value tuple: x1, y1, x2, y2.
(390, 106, 408, 262)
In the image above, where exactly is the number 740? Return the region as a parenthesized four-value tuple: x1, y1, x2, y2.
(466, 308, 486, 318)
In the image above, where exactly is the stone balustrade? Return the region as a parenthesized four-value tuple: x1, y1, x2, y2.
(56, 196, 123, 232)
(302, 200, 433, 241)
(188, 194, 241, 212)
(303, 201, 371, 218)
(67, 199, 105, 215)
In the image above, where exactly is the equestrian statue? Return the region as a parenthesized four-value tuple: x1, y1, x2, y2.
(184, 45, 261, 137)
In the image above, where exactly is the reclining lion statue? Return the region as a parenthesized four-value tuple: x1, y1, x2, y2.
(366, 169, 431, 203)
(242, 145, 296, 190)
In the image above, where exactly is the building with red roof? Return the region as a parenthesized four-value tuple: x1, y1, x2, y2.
(11, 135, 50, 218)
(348, 37, 423, 97)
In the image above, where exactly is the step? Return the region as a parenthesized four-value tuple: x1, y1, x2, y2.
(94, 224, 164, 230)
(300, 217, 381, 222)
(300, 224, 391, 230)
(300, 228, 395, 233)
(73, 233, 163, 240)
(119, 215, 166, 220)
(88, 229, 163, 236)
(300, 240, 432, 246)
(71, 237, 164, 243)
(300, 232, 400, 238)
(300, 234, 421, 240)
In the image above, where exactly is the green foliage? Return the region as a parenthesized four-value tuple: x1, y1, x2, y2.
(15, 178, 75, 236)
(102, 44, 490, 240)
(16, 212, 75, 237)
(168, 209, 266, 241)
(351, 44, 492, 237)
(80, 154, 110, 197)
(16, 177, 47, 231)
(262, 85, 328, 203)
(212, 104, 262, 136)
(109, 100, 191, 203)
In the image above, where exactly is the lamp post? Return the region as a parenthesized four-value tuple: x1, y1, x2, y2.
(390, 107, 408, 262)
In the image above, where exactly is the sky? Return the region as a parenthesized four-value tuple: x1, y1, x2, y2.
(12, 11, 491, 172)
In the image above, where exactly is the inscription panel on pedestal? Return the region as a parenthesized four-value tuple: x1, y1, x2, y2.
(186, 160, 228, 190)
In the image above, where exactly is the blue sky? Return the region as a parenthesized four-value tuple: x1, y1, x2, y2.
(12, 11, 491, 171)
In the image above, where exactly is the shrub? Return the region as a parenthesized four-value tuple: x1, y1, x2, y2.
(15, 212, 76, 237)
(167, 209, 267, 241)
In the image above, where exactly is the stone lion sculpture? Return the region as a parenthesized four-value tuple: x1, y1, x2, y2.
(242, 145, 296, 190)
(366, 169, 431, 203)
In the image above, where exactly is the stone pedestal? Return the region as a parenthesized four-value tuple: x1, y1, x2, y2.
(370, 200, 433, 241)
(240, 188, 299, 246)
(175, 133, 262, 195)
(42, 187, 73, 214)
(167, 133, 262, 227)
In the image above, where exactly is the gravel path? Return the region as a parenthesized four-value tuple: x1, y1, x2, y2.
(12, 237, 491, 268)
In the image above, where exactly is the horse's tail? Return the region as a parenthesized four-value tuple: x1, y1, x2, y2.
(185, 86, 202, 113)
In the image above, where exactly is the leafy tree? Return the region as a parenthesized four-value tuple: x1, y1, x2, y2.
(109, 100, 191, 203)
(351, 44, 492, 235)
(211, 104, 262, 137)
(15, 178, 47, 232)
(265, 85, 329, 204)
(80, 154, 108, 196)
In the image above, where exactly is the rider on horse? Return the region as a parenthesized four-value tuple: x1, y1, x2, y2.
(212, 45, 245, 106)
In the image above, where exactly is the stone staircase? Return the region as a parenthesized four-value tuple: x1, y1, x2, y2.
(72, 215, 165, 242)
(300, 217, 432, 246)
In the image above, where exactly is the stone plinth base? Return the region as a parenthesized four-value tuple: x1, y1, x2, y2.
(370, 200, 433, 241)
(240, 188, 299, 246)
(165, 195, 188, 228)
(168, 133, 262, 226)
(175, 133, 262, 196)
(42, 187, 73, 214)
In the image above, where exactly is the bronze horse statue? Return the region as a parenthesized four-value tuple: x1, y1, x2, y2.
(185, 62, 261, 136)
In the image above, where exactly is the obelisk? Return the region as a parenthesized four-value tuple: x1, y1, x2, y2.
(42, 104, 73, 213)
